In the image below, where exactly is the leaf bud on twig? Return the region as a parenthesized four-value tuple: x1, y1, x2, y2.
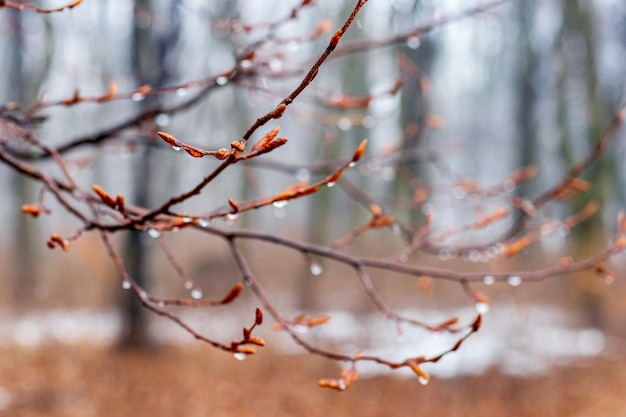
(215, 148, 231, 160)
(92, 184, 117, 208)
(220, 283, 243, 304)
(255, 307, 263, 325)
(21, 204, 41, 217)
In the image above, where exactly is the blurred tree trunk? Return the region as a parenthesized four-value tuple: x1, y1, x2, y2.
(119, 0, 180, 348)
(7, 10, 38, 307)
(561, 0, 609, 225)
(559, 1, 607, 329)
(298, 2, 365, 311)
(398, 1, 437, 225)
(514, 0, 537, 199)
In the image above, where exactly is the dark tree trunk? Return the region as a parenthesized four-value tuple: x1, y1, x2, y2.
(7, 10, 38, 307)
(119, 0, 180, 348)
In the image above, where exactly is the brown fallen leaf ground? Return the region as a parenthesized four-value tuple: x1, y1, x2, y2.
(1, 343, 625, 417)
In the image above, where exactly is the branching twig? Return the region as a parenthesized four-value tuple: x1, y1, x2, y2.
(2, 0, 625, 391)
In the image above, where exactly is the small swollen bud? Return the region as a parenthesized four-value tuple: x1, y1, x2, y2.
(185, 148, 204, 158)
(318, 379, 342, 390)
(436, 317, 459, 329)
(472, 314, 483, 332)
(471, 289, 490, 304)
(47, 234, 69, 252)
(269, 104, 287, 120)
(92, 184, 117, 208)
(236, 346, 256, 355)
(247, 336, 266, 346)
(231, 140, 246, 153)
(157, 131, 182, 148)
(215, 148, 231, 160)
(567, 178, 591, 192)
(220, 283, 243, 304)
(500, 236, 533, 257)
(116, 195, 126, 214)
(21, 204, 41, 217)
(305, 315, 331, 327)
(252, 127, 280, 153)
(97, 81, 117, 102)
(228, 198, 239, 213)
(369, 204, 382, 217)
(329, 30, 341, 49)
(135, 84, 151, 96)
(452, 338, 464, 351)
(409, 362, 430, 382)
(370, 214, 395, 228)
(260, 138, 288, 154)
(352, 139, 367, 162)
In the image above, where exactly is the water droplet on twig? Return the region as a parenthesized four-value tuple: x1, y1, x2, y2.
(122, 280, 132, 290)
(191, 289, 203, 299)
(507, 275, 522, 286)
(406, 36, 421, 49)
(310, 262, 323, 276)
(147, 228, 160, 239)
(483, 275, 496, 285)
(475, 302, 490, 314)
(233, 352, 247, 361)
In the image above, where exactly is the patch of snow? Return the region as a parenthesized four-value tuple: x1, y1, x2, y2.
(0, 304, 606, 378)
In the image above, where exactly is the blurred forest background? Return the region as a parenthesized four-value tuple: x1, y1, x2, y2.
(1, 0, 626, 416)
